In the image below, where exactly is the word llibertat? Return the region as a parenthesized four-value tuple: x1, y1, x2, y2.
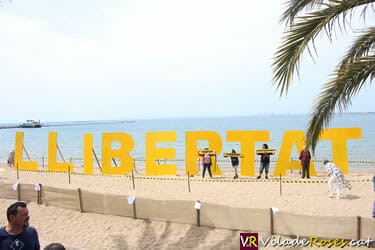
(14, 128, 360, 176)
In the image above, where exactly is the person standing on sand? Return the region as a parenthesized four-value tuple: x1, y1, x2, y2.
(0, 201, 40, 250)
(202, 148, 213, 178)
(230, 149, 239, 179)
(323, 160, 352, 199)
(7, 149, 15, 168)
(257, 144, 271, 179)
(299, 145, 311, 178)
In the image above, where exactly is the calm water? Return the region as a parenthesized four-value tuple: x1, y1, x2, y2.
(0, 113, 374, 169)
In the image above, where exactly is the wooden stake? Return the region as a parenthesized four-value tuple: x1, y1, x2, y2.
(279, 173, 282, 196)
(37, 184, 43, 205)
(92, 148, 102, 173)
(23, 144, 32, 162)
(188, 171, 191, 193)
(56, 144, 66, 162)
(17, 183, 21, 201)
(131, 169, 135, 190)
(270, 208, 274, 235)
(133, 161, 139, 174)
(77, 188, 83, 212)
(197, 209, 200, 227)
(36, 185, 39, 204)
(356, 216, 361, 240)
(112, 158, 118, 167)
(132, 200, 137, 219)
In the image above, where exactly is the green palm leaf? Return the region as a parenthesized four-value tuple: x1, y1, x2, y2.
(273, 0, 374, 96)
(274, 0, 375, 152)
(280, 0, 325, 24)
(307, 55, 375, 151)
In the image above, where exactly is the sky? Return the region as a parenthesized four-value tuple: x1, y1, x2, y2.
(0, 0, 374, 122)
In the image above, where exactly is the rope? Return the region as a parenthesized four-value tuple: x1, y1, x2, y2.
(12, 169, 372, 183)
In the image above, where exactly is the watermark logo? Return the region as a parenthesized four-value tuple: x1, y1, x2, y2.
(258, 235, 374, 248)
(240, 233, 258, 250)
(240, 233, 374, 248)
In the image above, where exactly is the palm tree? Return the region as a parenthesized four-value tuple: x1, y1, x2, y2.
(273, 0, 375, 152)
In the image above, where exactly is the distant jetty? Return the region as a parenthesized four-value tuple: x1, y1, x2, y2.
(0, 120, 41, 129)
(0, 120, 134, 129)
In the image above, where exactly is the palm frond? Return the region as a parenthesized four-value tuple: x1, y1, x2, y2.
(273, 0, 374, 96)
(340, 26, 375, 69)
(280, 0, 325, 25)
(280, 0, 325, 24)
(306, 55, 375, 152)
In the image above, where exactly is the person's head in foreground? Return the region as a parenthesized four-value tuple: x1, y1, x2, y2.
(323, 160, 329, 165)
(231, 149, 236, 153)
(262, 143, 268, 149)
(44, 243, 66, 250)
(7, 201, 30, 230)
(2, 201, 40, 250)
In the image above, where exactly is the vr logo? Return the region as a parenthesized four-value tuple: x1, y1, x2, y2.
(240, 233, 258, 250)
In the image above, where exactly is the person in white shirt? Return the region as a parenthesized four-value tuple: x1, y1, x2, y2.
(323, 160, 352, 199)
(7, 149, 15, 168)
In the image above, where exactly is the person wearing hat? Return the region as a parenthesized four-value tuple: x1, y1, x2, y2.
(323, 160, 352, 199)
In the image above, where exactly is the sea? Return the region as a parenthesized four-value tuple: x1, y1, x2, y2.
(0, 113, 374, 170)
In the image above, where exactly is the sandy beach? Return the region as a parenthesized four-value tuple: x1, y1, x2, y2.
(0, 164, 374, 249)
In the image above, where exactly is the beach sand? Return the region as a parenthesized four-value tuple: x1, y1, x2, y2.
(0, 164, 374, 249)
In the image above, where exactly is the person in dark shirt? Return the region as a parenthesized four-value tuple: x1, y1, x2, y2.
(256, 144, 271, 179)
(299, 145, 311, 179)
(230, 149, 239, 179)
(0, 201, 40, 250)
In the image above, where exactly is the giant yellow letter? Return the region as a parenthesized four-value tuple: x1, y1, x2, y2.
(145, 131, 177, 175)
(227, 130, 269, 176)
(319, 128, 361, 174)
(14, 132, 38, 171)
(48, 132, 73, 172)
(185, 131, 222, 176)
(274, 130, 317, 176)
(102, 133, 134, 175)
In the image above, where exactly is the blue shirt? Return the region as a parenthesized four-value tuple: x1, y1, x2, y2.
(0, 226, 40, 250)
